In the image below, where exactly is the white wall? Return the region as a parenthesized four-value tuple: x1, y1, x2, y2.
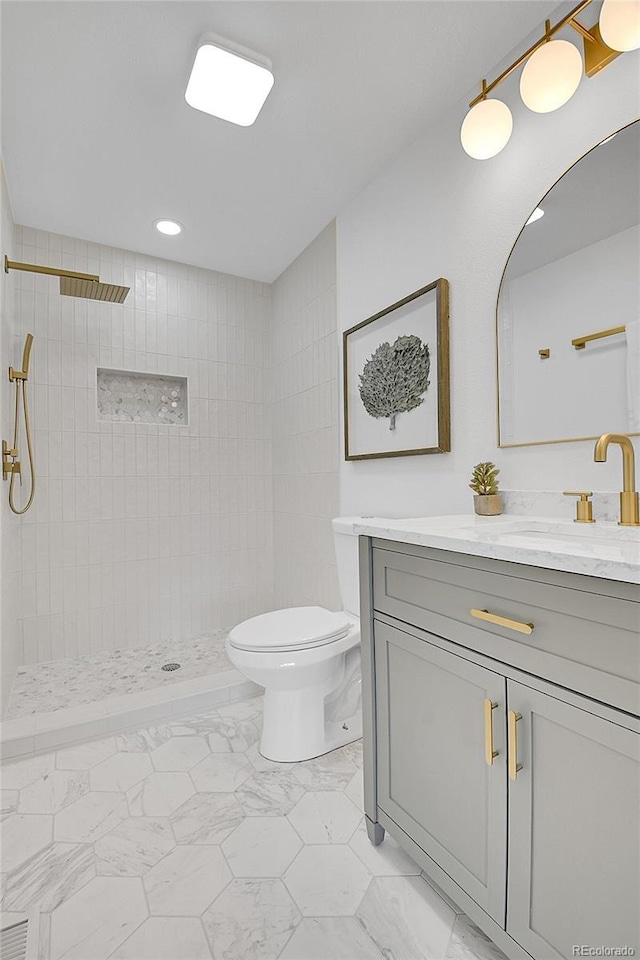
(271, 222, 341, 612)
(11, 226, 274, 667)
(501, 225, 638, 445)
(0, 160, 22, 707)
(337, 46, 640, 518)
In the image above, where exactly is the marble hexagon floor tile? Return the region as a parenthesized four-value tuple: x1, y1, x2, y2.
(17, 770, 89, 814)
(143, 844, 232, 916)
(53, 791, 128, 843)
(279, 917, 385, 960)
(49, 876, 148, 960)
(0, 841, 95, 913)
(111, 917, 213, 960)
(191, 752, 254, 792)
(222, 816, 303, 878)
(0, 813, 53, 871)
(356, 875, 457, 960)
(202, 878, 301, 960)
(149, 734, 210, 771)
(0, 752, 55, 790)
(95, 817, 176, 876)
(89, 751, 153, 792)
(0, 690, 508, 960)
(126, 771, 195, 816)
(235, 769, 306, 817)
(170, 792, 245, 845)
(287, 790, 362, 844)
(445, 914, 510, 960)
(283, 846, 372, 917)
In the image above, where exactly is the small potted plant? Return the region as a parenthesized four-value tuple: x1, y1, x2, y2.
(469, 462, 503, 516)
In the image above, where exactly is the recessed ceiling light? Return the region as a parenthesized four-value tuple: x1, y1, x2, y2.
(525, 207, 545, 226)
(185, 33, 274, 127)
(155, 219, 182, 236)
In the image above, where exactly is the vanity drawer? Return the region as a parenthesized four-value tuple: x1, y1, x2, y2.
(371, 543, 640, 715)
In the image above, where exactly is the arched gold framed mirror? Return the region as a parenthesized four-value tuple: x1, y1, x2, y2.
(496, 119, 640, 448)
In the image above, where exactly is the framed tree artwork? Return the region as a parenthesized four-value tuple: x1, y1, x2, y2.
(343, 278, 450, 460)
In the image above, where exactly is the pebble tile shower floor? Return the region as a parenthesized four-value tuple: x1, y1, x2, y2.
(0, 693, 508, 960)
(5, 632, 231, 719)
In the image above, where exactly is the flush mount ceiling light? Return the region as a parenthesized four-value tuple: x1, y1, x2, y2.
(461, 0, 633, 160)
(155, 219, 182, 236)
(525, 207, 545, 226)
(185, 33, 274, 126)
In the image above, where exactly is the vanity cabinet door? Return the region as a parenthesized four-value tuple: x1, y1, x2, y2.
(507, 681, 640, 959)
(374, 619, 507, 925)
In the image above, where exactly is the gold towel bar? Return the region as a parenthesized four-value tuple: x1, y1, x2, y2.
(572, 325, 626, 350)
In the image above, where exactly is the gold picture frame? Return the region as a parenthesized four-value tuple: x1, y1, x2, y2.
(343, 278, 450, 460)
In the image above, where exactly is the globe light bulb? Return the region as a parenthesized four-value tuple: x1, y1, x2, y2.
(599, 0, 640, 51)
(520, 39, 583, 113)
(460, 98, 513, 160)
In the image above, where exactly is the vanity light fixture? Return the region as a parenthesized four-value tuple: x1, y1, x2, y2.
(185, 33, 274, 126)
(461, 0, 637, 159)
(155, 219, 182, 236)
(599, 0, 640, 51)
(525, 207, 545, 225)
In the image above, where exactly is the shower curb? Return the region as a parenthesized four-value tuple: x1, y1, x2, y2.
(0, 670, 260, 761)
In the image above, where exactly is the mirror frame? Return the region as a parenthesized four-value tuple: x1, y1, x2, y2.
(495, 118, 640, 449)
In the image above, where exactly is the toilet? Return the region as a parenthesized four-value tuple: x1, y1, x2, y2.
(226, 517, 362, 762)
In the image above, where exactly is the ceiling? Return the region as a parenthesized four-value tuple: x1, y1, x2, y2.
(506, 119, 640, 278)
(2, 0, 557, 282)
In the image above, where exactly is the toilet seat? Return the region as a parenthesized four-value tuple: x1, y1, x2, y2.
(228, 606, 352, 653)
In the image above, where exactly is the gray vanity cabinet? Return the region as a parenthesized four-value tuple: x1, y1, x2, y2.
(361, 538, 640, 960)
(506, 681, 640, 959)
(374, 620, 507, 923)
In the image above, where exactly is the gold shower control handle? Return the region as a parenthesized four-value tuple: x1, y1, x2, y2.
(470, 608, 534, 635)
(508, 710, 523, 780)
(483, 699, 499, 766)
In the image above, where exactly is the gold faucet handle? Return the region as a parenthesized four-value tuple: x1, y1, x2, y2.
(563, 491, 594, 524)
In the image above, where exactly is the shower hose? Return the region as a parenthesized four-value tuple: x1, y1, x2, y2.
(8, 370, 35, 515)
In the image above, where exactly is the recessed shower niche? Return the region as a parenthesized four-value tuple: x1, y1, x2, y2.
(96, 368, 188, 425)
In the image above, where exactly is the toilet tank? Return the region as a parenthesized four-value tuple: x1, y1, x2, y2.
(331, 517, 364, 619)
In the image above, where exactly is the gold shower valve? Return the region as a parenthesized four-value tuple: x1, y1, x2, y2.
(2, 440, 21, 480)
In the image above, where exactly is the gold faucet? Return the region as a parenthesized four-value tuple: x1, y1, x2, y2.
(593, 433, 640, 526)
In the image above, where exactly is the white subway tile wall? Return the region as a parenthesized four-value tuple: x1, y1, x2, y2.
(10, 225, 275, 666)
(272, 223, 341, 611)
(1, 163, 23, 707)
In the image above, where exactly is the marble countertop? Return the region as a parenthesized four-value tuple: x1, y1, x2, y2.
(351, 515, 640, 584)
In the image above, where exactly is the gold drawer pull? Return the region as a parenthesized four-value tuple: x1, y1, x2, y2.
(470, 608, 534, 635)
(508, 710, 523, 780)
(484, 699, 499, 766)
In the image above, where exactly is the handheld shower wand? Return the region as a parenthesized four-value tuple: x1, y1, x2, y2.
(3, 333, 36, 514)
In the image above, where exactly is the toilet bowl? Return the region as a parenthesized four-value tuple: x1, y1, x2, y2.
(225, 518, 364, 762)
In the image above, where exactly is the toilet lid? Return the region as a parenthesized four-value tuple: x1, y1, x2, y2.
(228, 606, 352, 653)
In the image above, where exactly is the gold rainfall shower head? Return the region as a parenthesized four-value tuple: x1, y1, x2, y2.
(4, 256, 129, 304)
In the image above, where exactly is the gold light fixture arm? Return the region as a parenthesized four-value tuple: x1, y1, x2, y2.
(468, 0, 618, 108)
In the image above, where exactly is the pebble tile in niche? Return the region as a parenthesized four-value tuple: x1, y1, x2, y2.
(96, 368, 187, 424)
(5, 630, 231, 719)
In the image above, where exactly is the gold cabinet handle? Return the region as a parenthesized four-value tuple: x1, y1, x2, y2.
(470, 608, 534, 636)
(484, 699, 499, 766)
(508, 710, 522, 780)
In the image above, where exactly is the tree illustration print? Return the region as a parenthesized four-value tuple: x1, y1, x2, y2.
(358, 334, 431, 430)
